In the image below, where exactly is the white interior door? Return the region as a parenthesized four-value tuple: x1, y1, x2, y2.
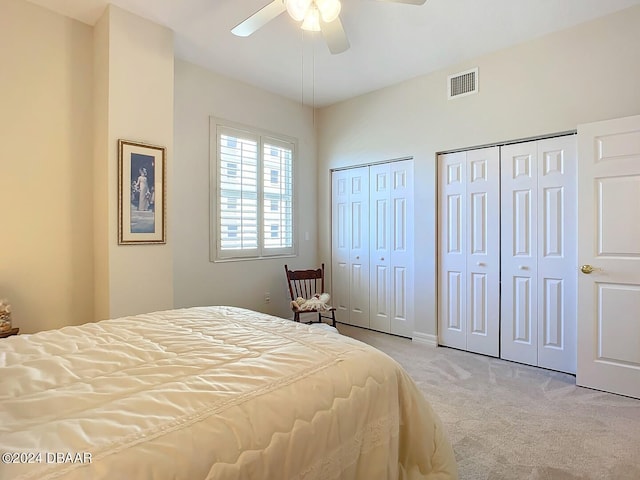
(536, 136, 577, 374)
(501, 141, 539, 366)
(331, 169, 351, 324)
(370, 163, 391, 332)
(389, 160, 414, 338)
(438, 148, 499, 356)
(465, 148, 500, 356)
(348, 167, 370, 328)
(334, 161, 413, 335)
(501, 137, 577, 374)
(577, 114, 640, 399)
(439, 151, 468, 350)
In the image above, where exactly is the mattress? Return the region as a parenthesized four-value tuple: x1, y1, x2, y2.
(0, 306, 457, 479)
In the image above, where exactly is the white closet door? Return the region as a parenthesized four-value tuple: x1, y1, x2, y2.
(389, 160, 414, 337)
(438, 148, 499, 355)
(331, 169, 351, 324)
(439, 152, 468, 350)
(501, 142, 539, 366)
(348, 167, 370, 328)
(333, 161, 413, 335)
(465, 148, 500, 356)
(369, 163, 392, 332)
(501, 137, 576, 373)
(536, 136, 576, 373)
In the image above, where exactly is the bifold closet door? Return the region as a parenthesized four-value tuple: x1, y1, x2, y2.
(438, 147, 500, 357)
(331, 167, 370, 327)
(501, 136, 577, 374)
(333, 161, 414, 334)
(369, 160, 414, 337)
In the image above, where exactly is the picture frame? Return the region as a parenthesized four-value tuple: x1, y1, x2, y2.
(118, 139, 166, 245)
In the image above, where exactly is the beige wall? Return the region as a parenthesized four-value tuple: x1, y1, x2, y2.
(316, 5, 640, 338)
(173, 60, 318, 319)
(0, 0, 94, 333)
(0, 1, 174, 332)
(93, 6, 175, 320)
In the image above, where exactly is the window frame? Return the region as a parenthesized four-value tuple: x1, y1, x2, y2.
(210, 118, 296, 262)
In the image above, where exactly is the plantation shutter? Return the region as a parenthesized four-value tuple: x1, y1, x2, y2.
(215, 124, 295, 260)
(217, 127, 259, 258)
(262, 138, 293, 255)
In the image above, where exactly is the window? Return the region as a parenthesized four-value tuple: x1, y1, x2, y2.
(212, 119, 295, 260)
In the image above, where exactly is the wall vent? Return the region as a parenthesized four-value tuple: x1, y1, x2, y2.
(448, 67, 478, 99)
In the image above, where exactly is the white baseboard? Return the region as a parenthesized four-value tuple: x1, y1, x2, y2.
(412, 332, 438, 347)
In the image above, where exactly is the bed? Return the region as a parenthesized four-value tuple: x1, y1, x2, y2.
(0, 306, 457, 479)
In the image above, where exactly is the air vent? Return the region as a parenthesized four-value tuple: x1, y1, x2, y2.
(448, 67, 478, 99)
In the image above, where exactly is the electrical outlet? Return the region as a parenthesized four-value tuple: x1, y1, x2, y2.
(264, 292, 270, 304)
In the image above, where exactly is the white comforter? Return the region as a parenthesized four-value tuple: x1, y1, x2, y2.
(0, 306, 457, 479)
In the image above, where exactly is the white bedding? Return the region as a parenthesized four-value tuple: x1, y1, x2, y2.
(0, 306, 457, 479)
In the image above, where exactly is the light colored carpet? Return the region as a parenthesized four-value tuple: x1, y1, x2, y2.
(336, 324, 640, 480)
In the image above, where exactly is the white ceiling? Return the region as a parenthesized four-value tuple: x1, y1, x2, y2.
(25, 0, 640, 107)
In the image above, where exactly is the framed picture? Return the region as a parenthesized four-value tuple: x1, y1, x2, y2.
(118, 140, 166, 244)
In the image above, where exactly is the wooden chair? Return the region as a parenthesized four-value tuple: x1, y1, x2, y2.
(284, 264, 337, 327)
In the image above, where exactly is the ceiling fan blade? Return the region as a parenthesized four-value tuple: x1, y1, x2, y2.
(377, 0, 427, 5)
(320, 17, 350, 55)
(231, 0, 287, 37)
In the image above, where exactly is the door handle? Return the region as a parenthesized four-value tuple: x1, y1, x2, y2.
(580, 264, 596, 274)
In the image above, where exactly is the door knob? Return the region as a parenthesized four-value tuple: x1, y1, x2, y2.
(581, 264, 595, 274)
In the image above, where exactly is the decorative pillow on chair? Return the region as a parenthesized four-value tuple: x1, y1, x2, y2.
(291, 293, 331, 312)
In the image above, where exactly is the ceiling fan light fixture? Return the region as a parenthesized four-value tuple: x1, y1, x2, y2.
(300, 5, 321, 31)
(233, 0, 424, 55)
(285, 0, 312, 22)
(286, 0, 341, 31)
(316, 0, 341, 23)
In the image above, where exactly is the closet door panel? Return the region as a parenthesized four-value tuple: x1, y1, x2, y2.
(537, 136, 577, 374)
(465, 147, 500, 357)
(349, 167, 370, 328)
(438, 152, 468, 350)
(501, 142, 538, 366)
(389, 160, 414, 337)
(370, 163, 391, 332)
(331, 170, 351, 324)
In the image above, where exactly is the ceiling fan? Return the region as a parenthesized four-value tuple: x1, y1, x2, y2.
(231, 0, 427, 55)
